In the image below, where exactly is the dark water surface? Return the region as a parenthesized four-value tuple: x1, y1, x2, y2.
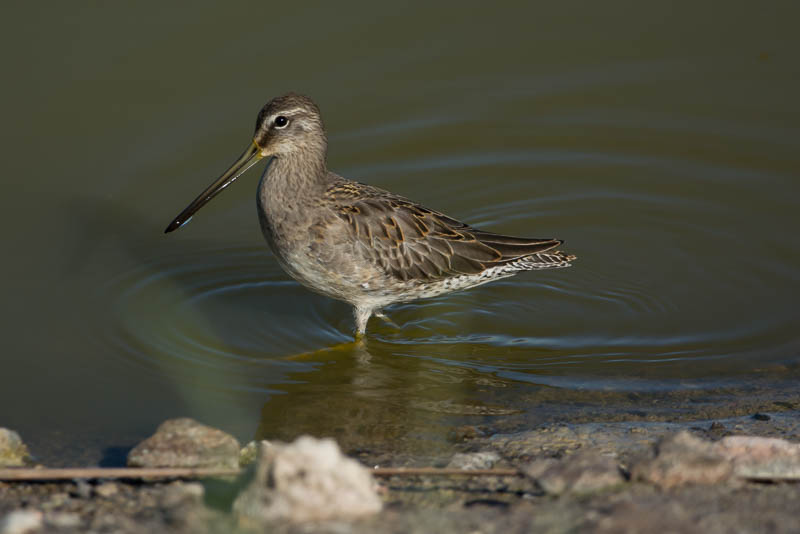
(2, 3, 799, 464)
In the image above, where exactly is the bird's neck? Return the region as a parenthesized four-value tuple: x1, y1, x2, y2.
(262, 149, 330, 201)
(257, 149, 330, 249)
(257, 150, 331, 239)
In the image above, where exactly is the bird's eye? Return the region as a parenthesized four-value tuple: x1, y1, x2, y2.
(274, 116, 289, 128)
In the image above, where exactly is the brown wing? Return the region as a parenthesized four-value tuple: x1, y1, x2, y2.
(327, 179, 565, 282)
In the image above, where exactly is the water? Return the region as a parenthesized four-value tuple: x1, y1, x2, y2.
(1, 2, 799, 465)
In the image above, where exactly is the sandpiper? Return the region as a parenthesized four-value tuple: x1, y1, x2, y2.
(165, 93, 576, 336)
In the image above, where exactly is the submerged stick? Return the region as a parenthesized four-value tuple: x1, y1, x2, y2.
(0, 466, 521, 481)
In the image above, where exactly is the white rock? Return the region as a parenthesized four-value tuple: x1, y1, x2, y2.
(0, 510, 43, 534)
(234, 436, 382, 523)
(0, 429, 31, 467)
(447, 452, 500, 470)
(714, 435, 800, 478)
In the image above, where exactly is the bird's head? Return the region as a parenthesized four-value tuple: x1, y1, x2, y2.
(164, 93, 326, 233)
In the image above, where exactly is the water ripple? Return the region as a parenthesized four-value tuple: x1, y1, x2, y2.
(101, 245, 345, 391)
(98, 81, 800, 395)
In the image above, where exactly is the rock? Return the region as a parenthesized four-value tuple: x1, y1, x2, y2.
(713, 435, 800, 479)
(631, 431, 733, 489)
(522, 458, 558, 478)
(593, 495, 696, 534)
(94, 482, 119, 498)
(41, 493, 69, 510)
(523, 451, 624, 495)
(127, 418, 240, 469)
(233, 436, 382, 524)
(160, 481, 209, 531)
(488, 422, 677, 462)
(239, 440, 269, 467)
(72, 479, 92, 499)
(447, 425, 483, 442)
(0, 428, 32, 467)
(446, 452, 500, 470)
(752, 413, 771, 421)
(162, 481, 205, 508)
(0, 510, 42, 534)
(45, 512, 81, 528)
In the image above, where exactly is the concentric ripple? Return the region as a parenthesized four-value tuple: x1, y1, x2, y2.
(99, 57, 799, 397)
(102, 244, 349, 394)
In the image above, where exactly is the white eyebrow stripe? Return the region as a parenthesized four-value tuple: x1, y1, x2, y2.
(272, 107, 307, 118)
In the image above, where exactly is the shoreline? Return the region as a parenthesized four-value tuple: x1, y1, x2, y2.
(2, 404, 800, 533)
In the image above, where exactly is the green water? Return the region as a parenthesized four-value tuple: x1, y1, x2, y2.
(1, 2, 799, 465)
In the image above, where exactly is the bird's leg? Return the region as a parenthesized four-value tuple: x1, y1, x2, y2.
(353, 306, 372, 337)
(374, 310, 400, 329)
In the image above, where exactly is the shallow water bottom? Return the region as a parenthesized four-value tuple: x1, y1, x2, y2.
(17, 351, 800, 468)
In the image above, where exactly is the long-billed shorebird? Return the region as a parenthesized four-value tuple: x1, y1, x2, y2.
(165, 94, 575, 336)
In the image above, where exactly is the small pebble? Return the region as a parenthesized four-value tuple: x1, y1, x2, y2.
(94, 482, 119, 498)
(447, 452, 500, 470)
(240, 440, 271, 467)
(710, 422, 726, 431)
(447, 425, 482, 442)
(46, 512, 81, 528)
(41, 493, 69, 510)
(162, 481, 205, 507)
(73, 479, 92, 499)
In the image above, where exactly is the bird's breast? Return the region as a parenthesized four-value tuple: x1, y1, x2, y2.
(256, 199, 382, 303)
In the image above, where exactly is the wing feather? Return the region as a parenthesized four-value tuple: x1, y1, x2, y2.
(328, 179, 574, 281)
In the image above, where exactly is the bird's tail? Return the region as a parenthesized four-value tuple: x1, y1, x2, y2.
(511, 251, 576, 270)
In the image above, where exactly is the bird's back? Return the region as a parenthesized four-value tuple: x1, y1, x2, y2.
(323, 175, 576, 293)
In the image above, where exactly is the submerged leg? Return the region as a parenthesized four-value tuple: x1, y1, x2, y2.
(353, 306, 373, 337)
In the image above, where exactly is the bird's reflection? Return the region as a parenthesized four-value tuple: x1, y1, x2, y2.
(253, 339, 521, 461)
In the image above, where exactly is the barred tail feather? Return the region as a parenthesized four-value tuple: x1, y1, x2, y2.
(513, 251, 576, 270)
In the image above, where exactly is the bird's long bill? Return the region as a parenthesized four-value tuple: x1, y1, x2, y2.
(164, 141, 263, 233)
